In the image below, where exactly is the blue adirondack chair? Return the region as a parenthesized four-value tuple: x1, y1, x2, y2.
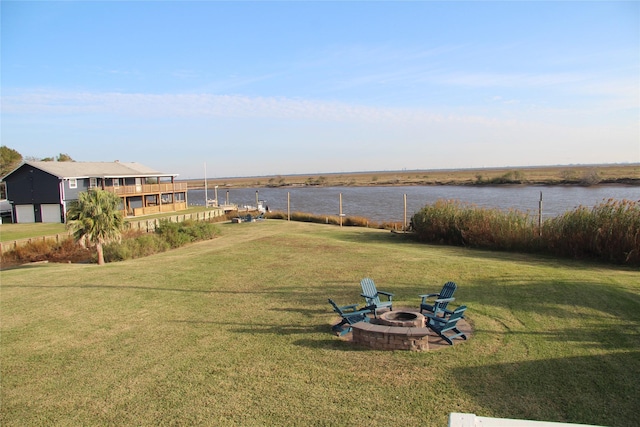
(360, 278, 393, 318)
(419, 281, 457, 316)
(328, 299, 372, 336)
(425, 303, 467, 345)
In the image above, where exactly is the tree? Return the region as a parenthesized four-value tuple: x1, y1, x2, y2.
(0, 145, 23, 177)
(57, 153, 74, 162)
(66, 189, 124, 265)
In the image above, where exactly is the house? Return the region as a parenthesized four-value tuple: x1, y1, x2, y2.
(1, 161, 188, 223)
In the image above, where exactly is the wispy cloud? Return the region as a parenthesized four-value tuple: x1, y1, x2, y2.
(1, 89, 507, 127)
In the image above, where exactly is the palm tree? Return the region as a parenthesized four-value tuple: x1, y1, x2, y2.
(66, 189, 124, 265)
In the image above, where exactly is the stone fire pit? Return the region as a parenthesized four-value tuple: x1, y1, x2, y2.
(351, 310, 430, 351)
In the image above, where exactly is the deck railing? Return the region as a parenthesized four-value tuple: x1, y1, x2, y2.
(103, 182, 188, 196)
(130, 202, 187, 216)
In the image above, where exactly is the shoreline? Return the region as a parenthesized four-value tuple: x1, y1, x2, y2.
(182, 164, 640, 190)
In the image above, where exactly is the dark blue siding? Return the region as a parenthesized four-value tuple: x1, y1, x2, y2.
(4, 164, 61, 204)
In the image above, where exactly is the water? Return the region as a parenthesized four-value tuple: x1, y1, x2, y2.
(189, 185, 639, 223)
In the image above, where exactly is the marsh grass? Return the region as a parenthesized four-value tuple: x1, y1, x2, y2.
(1, 221, 639, 426)
(544, 199, 640, 264)
(187, 164, 640, 188)
(412, 199, 640, 265)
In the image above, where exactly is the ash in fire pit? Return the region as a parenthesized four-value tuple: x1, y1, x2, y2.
(378, 310, 425, 328)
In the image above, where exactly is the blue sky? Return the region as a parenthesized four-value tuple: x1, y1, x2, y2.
(2, 1, 638, 178)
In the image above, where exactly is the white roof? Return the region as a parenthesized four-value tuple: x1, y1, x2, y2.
(20, 161, 178, 179)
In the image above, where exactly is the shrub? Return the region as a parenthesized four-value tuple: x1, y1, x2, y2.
(1, 219, 220, 267)
(581, 169, 601, 186)
(103, 233, 170, 262)
(1, 237, 91, 268)
(155, 219, 219, 248)
(154, 220, 193, 248)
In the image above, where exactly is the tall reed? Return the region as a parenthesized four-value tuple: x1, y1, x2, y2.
(543, 199, 640, 264)
(411, 199, 640, 265)
(411, 199, 538, 251)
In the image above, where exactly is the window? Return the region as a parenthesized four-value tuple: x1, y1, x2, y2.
(113, 178, 120, 188)
(69, 178, 77, 189)
(89, 177, 97, 188)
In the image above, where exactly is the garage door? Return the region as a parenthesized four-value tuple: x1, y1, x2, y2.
(41, 204, 62, 223)
(15, 205, 35, 223)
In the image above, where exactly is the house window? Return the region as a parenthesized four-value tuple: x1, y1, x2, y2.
(113, 178, 120, 188)
(69, 178, 77, 189)
(89, 178, 97, 188)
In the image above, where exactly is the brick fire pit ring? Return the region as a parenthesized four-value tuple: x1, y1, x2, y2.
(378, 310, 425, 328)
(351, 310, 430, 351)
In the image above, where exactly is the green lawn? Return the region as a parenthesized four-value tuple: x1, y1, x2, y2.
(1, 221, 638, 426)
(0, 223, 67, 242)
(0, 207, 216, 242)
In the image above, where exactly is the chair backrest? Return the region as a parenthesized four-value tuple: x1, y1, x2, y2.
(437, 281, 457, 312)
(360, 278, 380, 305)
(328, 298, 342, 314)
(440, 281, 457, 299)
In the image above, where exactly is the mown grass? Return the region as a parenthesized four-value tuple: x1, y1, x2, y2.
(1, 221, 639, 426)
(266, 210, 402, 230)
(0, 223, 67, 242)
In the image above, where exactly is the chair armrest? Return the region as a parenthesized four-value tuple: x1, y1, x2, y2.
(419, 293, 440, 298)
(338, 303, 360, 311)
(419, 293, 440, 304)
(378, 291, 394, 297)
(361, 293, 375, 299)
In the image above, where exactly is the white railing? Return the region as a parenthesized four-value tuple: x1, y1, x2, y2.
(449, 413, 606, 427)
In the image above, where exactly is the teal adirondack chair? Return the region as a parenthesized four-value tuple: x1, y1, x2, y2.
(328, 299, 372, 336)
(419, 281, 457, 316)
(425, 302, 467, 345)
(360, 278, 393, 318)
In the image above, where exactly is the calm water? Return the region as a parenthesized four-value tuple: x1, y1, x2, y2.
(188, 185, 639, 223)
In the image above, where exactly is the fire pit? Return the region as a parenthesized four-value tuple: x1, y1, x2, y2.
(350, 309, 430, 351)
(378, 310, 425, 328)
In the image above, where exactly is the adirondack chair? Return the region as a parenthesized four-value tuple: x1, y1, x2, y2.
(425, 304, 467, 345)
(328, 299, 372, 336)
(360, 278, 393, 318)
(419, 281, 457, 316)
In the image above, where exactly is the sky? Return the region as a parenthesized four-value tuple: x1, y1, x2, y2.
(1, 1, 639, 179)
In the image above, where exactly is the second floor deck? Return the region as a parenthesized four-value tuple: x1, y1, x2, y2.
(102, 182, 188, 196)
